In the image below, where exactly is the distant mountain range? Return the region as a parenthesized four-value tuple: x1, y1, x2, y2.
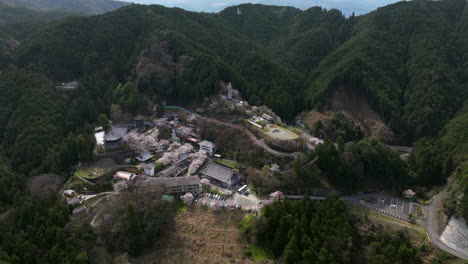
(130, 0, 400, 15)
(1, 0, 128, 14)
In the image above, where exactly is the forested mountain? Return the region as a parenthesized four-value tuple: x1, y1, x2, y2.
(0, 1, 467, 262)
(11, 0, 468, 140)
(3, 0, 467, 195)
(0, 1, 75, 67)
(1, 0, 128, 14)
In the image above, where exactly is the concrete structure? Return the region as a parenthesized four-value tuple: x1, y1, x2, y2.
(134, 179, 165, 196)
(136, 151, 153, 163)
(198, 140, 216, 156)
(142, 163, 155, 177)
(134, 115, 145, 128)
(134, 176, 201, 195)
(163, 177, 201, 194)
(227, 82, 233, 100)
(113, 171, 135, 181)
(200, 162, 241, 189)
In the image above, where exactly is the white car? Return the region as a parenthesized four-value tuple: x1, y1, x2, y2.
(390, 204, 396, 209)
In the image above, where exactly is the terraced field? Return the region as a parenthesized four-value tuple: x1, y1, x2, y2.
(133, 207, 276, 264)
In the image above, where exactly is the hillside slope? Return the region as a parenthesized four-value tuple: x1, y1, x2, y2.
(9, 0, 468, 140)
(1, 0, 128, 14)
(0, 1, 75, 67)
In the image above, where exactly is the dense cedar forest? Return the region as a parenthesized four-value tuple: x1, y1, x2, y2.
(313, 139, 409, 193)
(0, 0, 467, 263)
(8, 0, 468, 140)
(244, 195, 424, 263)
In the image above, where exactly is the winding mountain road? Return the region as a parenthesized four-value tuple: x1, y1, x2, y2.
(424, 190, 468, 260)
(203, 117, 296, 158)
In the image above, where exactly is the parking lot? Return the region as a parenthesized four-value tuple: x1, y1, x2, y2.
(352, 193, 422, 221)
(196, 192, 262, 211)
(263, 124, 298, 140)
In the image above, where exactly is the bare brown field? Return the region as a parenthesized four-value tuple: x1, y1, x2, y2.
(132, 206, 276, 264)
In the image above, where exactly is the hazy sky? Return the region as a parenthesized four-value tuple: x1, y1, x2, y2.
(125, 0, 402, 15)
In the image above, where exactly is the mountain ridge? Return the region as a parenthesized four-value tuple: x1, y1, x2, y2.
(10, 1, 468, 141)
(1, 0, 128, 14)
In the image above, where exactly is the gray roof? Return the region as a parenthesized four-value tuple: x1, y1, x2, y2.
(135, 177, 200, 188)
(134, 179, 165, 188)
(134, 115, 145, 121)
(163, 177, 200, 187)
(158, 165, 178, 178)
(201, 162, 234, 185)
(104, 127, 128, 142)
(104, 131, 121, 142)
(136, 151, 153, 162)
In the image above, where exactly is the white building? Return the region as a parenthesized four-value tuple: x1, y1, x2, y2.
(142, 163, 155, 177)
(113, 171, 135, 181)
(261, 113, 274, 122)
(198, 140, 216, 156)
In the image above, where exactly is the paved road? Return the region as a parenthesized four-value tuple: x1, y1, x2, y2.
(288, 192, 468, 260)
(425, 190, 468, 260)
